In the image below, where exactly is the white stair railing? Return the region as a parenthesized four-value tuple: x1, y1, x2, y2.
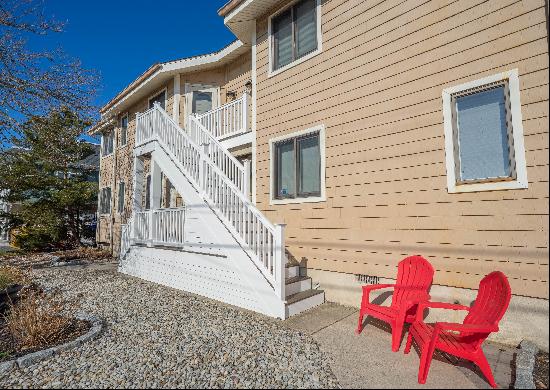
(120, 217, 133, 258)
(152, 207, 185, 245)
(133, 210, 151, 244)
(195, 93, 248, 140)
(135, 105, 286, 299)
(187, 114, 248, 197)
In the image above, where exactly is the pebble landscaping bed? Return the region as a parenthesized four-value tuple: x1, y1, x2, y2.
(0, 267, 339, 388)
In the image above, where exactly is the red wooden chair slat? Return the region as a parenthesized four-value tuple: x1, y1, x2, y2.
(404, 271, 511, 388)
(356, 255, 434, 352)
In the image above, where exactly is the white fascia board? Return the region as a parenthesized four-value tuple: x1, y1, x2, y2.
(102, 41, 245, 118)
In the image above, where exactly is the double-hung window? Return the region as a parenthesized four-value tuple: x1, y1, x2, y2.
(443, 69, 528, 193)
(101, 132, 114, 157)
(99, 187, 112, 215)
(271, 0, 320, 73)
(120, 115, 128, 147)
(271, 127, 325, 203)
(117, 182, 125, 214)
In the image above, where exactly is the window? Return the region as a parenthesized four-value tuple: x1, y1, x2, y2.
(99, 187, 112, 214)
(443, 69, 528, 193)
(192, 91, 213, 114)
(145, 175, 151, 210)
(117, 182, 125, 213)
(270, 126, 325, 204)
(149, 90, 166, 110)
(270, 0, 320, 74)
(120, 115, 128, 147)
(101, 132, 114, 157)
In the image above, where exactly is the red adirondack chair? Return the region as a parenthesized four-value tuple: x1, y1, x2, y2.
(404, 271, 511, 388)
(356, 255, 434, 352)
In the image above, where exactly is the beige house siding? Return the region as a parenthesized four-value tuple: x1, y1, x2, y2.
(253, 0, 549, 298)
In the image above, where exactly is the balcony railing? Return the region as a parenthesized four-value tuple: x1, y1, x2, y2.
(194, 93, 248, 140)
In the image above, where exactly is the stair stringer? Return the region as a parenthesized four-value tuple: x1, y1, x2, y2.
(120, 141, 285, 318)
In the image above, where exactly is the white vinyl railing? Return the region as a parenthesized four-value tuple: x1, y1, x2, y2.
(135, 105, 286, 298)
(152, 207, 185, 245)
(195, 93, 248, 140)
(120, 217, 133, 258)
(187, 114, 249, 197)
(133, 210, 151, 243)
(132, 207, 186, 246)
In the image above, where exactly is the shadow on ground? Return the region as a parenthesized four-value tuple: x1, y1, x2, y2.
(283, 302, 515, 389)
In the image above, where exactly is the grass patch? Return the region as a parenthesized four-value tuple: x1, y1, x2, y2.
(0, 266, 29, 290)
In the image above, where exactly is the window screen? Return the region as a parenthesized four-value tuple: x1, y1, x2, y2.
(272, 0, 317, 71)
(99, 187, 111, 214)
(274, 131, 321, 199)
(453, 84, 514, 183)
(192, 91, 213, 114)
(101, 132, 113, 156)
(117, 182, 125, 213)
(120, 116, 128, 146)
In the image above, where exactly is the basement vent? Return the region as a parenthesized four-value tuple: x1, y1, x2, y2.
(356, 274, 380, 285)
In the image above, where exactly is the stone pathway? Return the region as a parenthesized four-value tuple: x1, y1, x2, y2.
(0, 266, 338, 388)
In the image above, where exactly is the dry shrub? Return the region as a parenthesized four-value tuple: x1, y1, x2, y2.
(4, 290, 75, 352)
(0, 265, 30, 290)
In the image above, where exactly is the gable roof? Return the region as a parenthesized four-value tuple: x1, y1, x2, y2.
(90, 40, 249, 134)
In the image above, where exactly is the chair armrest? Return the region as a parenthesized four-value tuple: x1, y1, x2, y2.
(360, 284, 395, 307)
(435, 322, 499, 334)
(362, 284, 395, 292)
(416, 301, 470, 321)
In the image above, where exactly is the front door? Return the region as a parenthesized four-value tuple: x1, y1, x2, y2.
(185, 84, 219, 122)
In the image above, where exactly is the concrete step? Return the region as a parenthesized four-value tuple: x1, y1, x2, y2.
(285, 264, 300, 279)
(285, 289, 325, 318)
(285, 276, 312, 297)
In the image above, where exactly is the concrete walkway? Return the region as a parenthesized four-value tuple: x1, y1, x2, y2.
(284, 303, 515, 389)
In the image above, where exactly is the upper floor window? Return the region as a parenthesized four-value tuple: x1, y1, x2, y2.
(149, 90, 166, 110)
(270, 125, 326, 204)
(442, 69, 528, 193)
(270, 0, 321, 75)
(101, 132, 114, 157)
(99, 187, 111, 215)
(120, 115, 128, 147)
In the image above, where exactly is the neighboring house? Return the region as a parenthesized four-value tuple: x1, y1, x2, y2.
(90, 0, 549, 347)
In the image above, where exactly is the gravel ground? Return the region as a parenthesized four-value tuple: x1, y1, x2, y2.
(534, 351, 549, 389)
(0, 267, 339, 388)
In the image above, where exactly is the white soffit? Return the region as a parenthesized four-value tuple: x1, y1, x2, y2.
(224, 0, 279, 43)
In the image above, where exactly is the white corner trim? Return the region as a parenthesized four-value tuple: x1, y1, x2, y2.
(267, 0, 323, 78)
(251, 21, 258, 205)
(172, 75, 181, 122)
(442, 69, 528, 194)
(269, 124, 326, 205)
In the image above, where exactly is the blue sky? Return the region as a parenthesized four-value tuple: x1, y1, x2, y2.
(32, 1, 235, 109)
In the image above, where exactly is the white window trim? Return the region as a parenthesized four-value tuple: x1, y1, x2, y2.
(269, 124, 326, 205)
(119, 113, 129, 149)
(442, 69, 528, 194)
(267, 0, 322, 78)
(148, 86, 168, 110)
(100, 131, 114, 158)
